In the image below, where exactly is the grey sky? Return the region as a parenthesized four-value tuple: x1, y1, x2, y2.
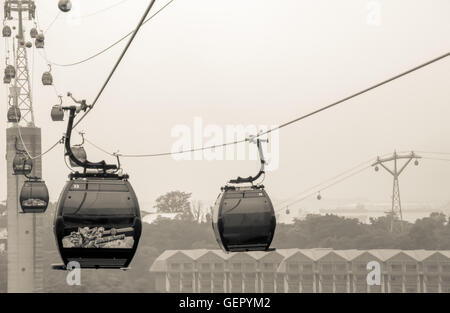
(1, 0, 450, 213)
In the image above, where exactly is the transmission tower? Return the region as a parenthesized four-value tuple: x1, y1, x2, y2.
(372, 151, 421, 232)
(3, 0, 44, 293)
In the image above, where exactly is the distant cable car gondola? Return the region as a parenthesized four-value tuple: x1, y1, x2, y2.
(212, 137, 276, 252)
(54, 97, 141, 269)
(58, 0, 72, 12)
(7, 104, 21, 123)
(20, 178, 49, 213)
(2, 25, 11, 37)
(13, 151, 33, 175)
(5, 64, 16, 78)
(42, 66, 53, 86)
(51, 96, 65, 121)
(35, 33, 44, 49)
(30, 27, 38, 38)
(51, 106, 64, 121)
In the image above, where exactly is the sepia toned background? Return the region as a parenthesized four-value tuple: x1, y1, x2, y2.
(1, 0, 450, 293)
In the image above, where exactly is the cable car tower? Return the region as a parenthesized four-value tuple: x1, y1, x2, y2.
(372, 151, 421, 232)
(3, 0, 44, 293)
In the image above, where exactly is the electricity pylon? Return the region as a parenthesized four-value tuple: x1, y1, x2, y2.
(372, 151, 421, 232)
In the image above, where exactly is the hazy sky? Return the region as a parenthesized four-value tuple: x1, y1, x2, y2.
(1, 0, 450, 213)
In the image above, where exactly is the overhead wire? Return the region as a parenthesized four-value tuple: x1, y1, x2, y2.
(275, 165, 372, 213)
(45, 0, 175, 67)
(273, 154, 386, 209)
(71, 0, 132, 19)
(76, 51, 450, 158)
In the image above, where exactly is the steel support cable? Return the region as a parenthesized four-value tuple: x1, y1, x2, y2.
(45, 0, 175, 67)
(24, 0, 160, 161)
(44, 11, 61, 34)
(257, 51, 450, 139)
(73, 0, 132, 19)
(78, 51, 450, 158)
(72, 0, 158, 130)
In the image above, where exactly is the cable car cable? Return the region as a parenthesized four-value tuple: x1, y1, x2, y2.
(44, 11, 61, 34)
(71, 0, 132, 20)
(76, 50, 450, 159)
(257, 51, 450, 139)
(32, 50, 450, 162)
(45, 0, 175, 67)
(72, 0, 158, 130)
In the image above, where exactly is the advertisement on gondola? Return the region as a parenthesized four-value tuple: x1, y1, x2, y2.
(62, 226, 134, 249)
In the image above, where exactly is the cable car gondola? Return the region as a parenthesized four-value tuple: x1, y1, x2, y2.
(54, 98, 141, 269)
(58, 0, 72, 12)
(212, 137, 276, 252)
(7, 104, 21, 123)
(13, 137, 33, 175)
(2, 25, 11, 37)
(5, 64, 16, 78)
(35, 33, 44, 49)
(42, 69, 53, 86)
(51, 105, 64, 121)
(13, 152, 33, 175)
(30, 27, 38, 39)
(20, 178, 49, 213)
(51, 96, 65, 121)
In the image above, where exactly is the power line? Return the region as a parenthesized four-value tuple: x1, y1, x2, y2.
(273, 155, 387, 209)
(45, 0, 175, 67)
(78, 51, 450, 158)
(275, 165, 372, 213)
(72, 0, 158, 130)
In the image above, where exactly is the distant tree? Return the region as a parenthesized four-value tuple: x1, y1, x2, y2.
(153, 191, 192, 214)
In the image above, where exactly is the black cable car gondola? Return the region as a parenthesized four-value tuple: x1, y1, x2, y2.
(58, 0, 72, 12)
(30, 27, 38, 39)
(7, 104, 21, 123)
(35, 33, 44, 49)
(51, 96, 64, 121)
(42, 66, 53, 86)
(54, 97, 141, 269)
(13, 152, 33, 175)
(5, 64, 15, 78)
(20, 178, 49, 213)
(13, 137, 33, 175)
(2, 25, 11, 37)
(212, 137, 276, 252)
(51, 105, 64, 121)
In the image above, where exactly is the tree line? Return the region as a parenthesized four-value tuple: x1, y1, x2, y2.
(1, 191, 450, 292)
